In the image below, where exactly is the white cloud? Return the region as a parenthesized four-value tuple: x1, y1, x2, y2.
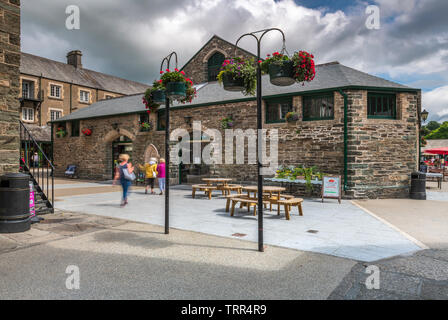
(423, 86, 448, 123)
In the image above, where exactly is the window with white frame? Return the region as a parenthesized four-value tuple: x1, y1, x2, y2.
(50, 110, 62, 121)
(50, 84, 62, 98)
(22, 107, 34, 121)
(80, 90, 90, 103)
(22, 80, 34, 99)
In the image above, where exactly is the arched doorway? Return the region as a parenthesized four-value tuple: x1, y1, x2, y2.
(111, 135, 133, 178)
(144, 144, 160, 163)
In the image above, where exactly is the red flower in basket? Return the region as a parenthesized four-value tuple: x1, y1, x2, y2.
(82, 128, 92, 136)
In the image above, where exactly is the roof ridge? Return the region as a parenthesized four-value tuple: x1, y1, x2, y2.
(21, 52, 150, 91)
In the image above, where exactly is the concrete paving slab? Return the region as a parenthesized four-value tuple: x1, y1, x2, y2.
(353, 199, 448, 249)
(0, 219, 356, 300)
(54, 188, 423, 262)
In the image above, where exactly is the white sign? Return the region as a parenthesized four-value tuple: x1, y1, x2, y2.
(322, 176, 341, 202)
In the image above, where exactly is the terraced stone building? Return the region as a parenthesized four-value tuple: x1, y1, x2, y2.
(52, 35, 422, 199)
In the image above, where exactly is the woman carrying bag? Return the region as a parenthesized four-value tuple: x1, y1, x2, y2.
(113, 154, 135, 207)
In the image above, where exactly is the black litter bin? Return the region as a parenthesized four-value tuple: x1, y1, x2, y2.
(410, 172, 426, 200)
(0, 173, 31, 233)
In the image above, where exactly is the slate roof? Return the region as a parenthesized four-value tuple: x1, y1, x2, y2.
(23, 124, 51, 142)
(21, 53, 149, 95)
(53, 62, 419, 123)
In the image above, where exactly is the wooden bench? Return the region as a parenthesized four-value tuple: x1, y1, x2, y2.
(230, 198, 270, 216)
(277, 198, 304, 220)
(220, 184, 243, 196)
(264, 194, 295, 212)
(192, 184, 217, 200)
(225, 193, 248, 212)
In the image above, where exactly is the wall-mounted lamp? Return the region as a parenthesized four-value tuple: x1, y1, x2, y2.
(421, 109, 429, 123)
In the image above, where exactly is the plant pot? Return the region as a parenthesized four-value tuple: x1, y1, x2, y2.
(269, 60, 295, 86)
(151, 89, 166, 104)
(56, 131, 66, 138)
(165, 82, 186, 100)
(222, 72, 245, 92)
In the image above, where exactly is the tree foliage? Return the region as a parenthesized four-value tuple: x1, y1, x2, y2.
(425, 121, 448, 139)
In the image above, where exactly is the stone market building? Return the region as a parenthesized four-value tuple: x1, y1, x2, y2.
(18, 49, 149, 154)
(52, 35, 422, 199)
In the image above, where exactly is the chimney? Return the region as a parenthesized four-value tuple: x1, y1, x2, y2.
(67, 50, 83, 69)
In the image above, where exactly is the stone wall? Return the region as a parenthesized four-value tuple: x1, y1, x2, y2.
(345, 90, 420, 199)
(181, 35, 256, 85)
(0, 0, 20, 174)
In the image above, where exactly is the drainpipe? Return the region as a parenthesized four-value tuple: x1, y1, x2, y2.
(339, 89, 348, 192)
(70, 81, 73, 114)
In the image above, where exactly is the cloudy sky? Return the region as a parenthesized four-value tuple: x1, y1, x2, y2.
(21, 0, 448, 122)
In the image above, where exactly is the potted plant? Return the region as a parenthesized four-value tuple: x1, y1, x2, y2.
(56, 127, 67, 138)
(291, 51, 316, 85)
(82, 128, 92, 136)
(221, 116, 234, 129)
(143, 80, 165, 114)
(140, 121, 153, 132)
(160, 68, 196, 102)
(261, 51, 295, 86)
(217, 57, 256, 96)
(285, 111, 299, 123)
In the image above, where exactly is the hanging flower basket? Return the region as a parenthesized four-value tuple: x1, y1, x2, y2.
(152, 89, 166, 104)
(262, 51, 316, 87)
(221, 72, 245, 92)
(56, 128, 67, 138)
(285, 112, 299, 123)
(217, 57, 256, 96)
(82, 128, 92, 136)
(143, 80, 166, 114)
(160, 68, 196, 103)
(166, 82, 186, 100)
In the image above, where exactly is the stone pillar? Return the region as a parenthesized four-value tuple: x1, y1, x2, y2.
(0, 0, 20, 174)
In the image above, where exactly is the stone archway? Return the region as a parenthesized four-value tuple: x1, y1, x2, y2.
(144, 144, 160, 163)
(103, 128, 136, 179)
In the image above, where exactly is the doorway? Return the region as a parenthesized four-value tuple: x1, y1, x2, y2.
(112, 136, 133, 179)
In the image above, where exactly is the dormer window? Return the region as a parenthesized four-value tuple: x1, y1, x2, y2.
(207, 52, 225, 82)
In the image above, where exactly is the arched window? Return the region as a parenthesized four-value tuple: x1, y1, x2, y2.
(207, 52, 225, 82)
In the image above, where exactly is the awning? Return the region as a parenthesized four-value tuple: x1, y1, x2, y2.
(424, 147, 448, 156)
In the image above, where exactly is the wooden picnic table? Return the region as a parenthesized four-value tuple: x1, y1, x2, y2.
(202, 178, 232, 186)
(242, 186, 286, 214)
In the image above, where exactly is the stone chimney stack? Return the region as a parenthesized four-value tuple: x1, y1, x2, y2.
(67, 50, 83, 69)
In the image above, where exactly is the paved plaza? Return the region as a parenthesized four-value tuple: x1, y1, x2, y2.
(53, 180, 423, 262)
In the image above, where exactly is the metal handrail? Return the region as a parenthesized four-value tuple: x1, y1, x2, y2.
(19, 120, 54, 213)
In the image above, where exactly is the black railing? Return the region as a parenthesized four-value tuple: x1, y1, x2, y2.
(19, 121, 54, 213)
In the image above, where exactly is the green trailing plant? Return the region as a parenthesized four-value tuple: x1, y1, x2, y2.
(140, 120, 153, 132)
(221, 116, 234, 129)
(143, 80, 165, 114)
(217, 57, 257, 96)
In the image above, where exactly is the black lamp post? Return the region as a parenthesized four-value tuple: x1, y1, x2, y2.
(419, 109, 429, 168)
(235, 28, 286, 252)
(159, 51, 179, 235)
(421, 109, 429, 123)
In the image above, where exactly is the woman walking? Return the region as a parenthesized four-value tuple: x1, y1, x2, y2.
(113, 154, 134, 207)
(139, 158, 158, 194)
(157, 158, 166, 195)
